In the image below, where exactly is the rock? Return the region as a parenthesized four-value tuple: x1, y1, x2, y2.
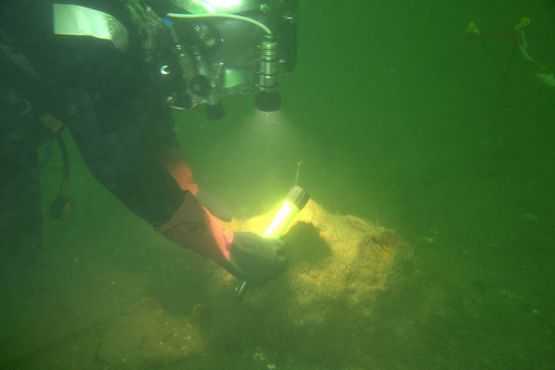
(97, 200, 411, 368)
(200, 200, 411, 367)
(98, 305, 203, 367)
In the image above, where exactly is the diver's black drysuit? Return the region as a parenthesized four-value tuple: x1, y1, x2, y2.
(0, 49, 47, 268)
(0, 0, 185, 271)
(0, 0, 285, 283)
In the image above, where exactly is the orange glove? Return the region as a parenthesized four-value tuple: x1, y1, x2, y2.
(159, 192, 232, 264)
(159, 193, 286, 283)
(160, 158, 286, 282)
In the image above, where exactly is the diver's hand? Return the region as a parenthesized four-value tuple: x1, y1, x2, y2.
(228, 232, 287, 283)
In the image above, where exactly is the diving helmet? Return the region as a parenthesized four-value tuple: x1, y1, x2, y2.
(164, 0, 298, 115)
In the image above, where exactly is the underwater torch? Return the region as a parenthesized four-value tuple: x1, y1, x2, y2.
(255, 35, 282, 112)
(263, 186, 310, 238)
(235, 185, 310, 298)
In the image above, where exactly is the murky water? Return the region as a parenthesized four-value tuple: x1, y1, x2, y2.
(1, 1, 554, 369)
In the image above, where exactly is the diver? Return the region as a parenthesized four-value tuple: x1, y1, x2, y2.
(466, 18, 555, 89)
(0, 0, 297, 283)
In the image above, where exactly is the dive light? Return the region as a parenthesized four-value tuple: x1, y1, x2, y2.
(263, 186, 309, 238)
(255, 35, 281, 112)
(235, 185, 309, 298)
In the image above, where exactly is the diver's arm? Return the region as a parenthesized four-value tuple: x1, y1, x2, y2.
(64, 89, 184, 226)
(159, 147, 199, 195)
(151, 110, 199, 195)
(66, 89, 284, 282)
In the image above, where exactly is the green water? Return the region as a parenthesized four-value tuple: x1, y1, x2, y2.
(1, 1, 555, 369)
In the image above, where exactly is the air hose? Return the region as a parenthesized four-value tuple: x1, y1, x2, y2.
(166, 12, 273, 35)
